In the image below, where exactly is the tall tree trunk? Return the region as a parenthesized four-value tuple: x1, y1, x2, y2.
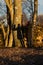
(5, 0, 13, 47)
(13, 0, 22, 47)
(32, 0, 38, 46)
(5, 0, 22, 47)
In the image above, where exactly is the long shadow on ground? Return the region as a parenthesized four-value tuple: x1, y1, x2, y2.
(0, 55, 43, 65)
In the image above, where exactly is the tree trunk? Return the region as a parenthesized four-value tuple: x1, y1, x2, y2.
(32, 0, 38, 46)
(5, 0, 13, 47)
(13, 0, 22, 47)
(5, 0, 22, 47)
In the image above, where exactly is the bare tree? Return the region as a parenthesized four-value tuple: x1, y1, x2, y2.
(5, 0, 13, 47)
(4, 0, 38, 47)
(5, 0, 22, 47)
(32, 0, 38, 46)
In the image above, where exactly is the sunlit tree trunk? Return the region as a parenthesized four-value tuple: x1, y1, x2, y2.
(32, 0, 38, 46)
(5, 0, 13, 47)
(0, 23, 5, 46)
(1, 23, 6, 41)
(13, 0, 22, 47)
(5, 0, 22, 47)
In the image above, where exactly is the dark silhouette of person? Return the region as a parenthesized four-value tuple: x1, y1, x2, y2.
(21, 24, 28, 47)
(21, 21, 32, 48)
(17, 24, 25, 47)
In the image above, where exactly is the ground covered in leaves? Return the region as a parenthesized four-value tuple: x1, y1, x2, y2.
(0, 48, 43, 65)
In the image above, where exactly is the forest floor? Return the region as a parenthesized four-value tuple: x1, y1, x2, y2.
(0, 48, 43, 65)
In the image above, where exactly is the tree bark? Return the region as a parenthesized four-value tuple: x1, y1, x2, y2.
(32, 0, 38, 46)
(5, 0, 22, 47)
(5, 0, 13, 47)
(13, 0, 22, 47)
